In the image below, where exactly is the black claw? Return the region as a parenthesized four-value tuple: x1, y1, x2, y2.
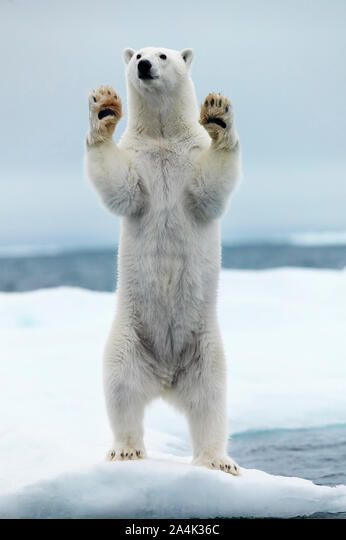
(120, 452, 124, 458)
(211, 98, 215, 106)
(219, 99, 222, 106)
(225, 105, 229, 112)
(125, 452, 128, 457)
(205, 99, 209, 107)
(93, 96, 97, 102)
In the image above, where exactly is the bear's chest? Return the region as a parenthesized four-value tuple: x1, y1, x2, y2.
(131, 143, 196, 200)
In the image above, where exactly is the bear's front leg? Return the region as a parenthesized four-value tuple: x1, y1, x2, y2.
(86, 86, 145, 216)
(186, 93, 241, 221)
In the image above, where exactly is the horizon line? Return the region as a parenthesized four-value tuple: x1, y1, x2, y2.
(1, 231, 346, 258)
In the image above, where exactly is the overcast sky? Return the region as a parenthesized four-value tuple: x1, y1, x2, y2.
(0, 0, 345, 249)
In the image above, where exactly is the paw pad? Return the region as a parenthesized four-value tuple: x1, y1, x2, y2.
(89, 85, 122, 128)
(98, 108, 116, 120)
(200, 92, 232, 134)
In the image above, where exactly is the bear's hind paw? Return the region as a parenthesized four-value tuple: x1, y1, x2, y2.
(106, 446, 146, 462)
(193, 454, 240, 476)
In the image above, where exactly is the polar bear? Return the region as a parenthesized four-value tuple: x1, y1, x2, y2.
(85, 47, 241, 474)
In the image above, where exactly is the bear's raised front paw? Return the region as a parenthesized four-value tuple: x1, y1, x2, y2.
(88, 86, 122, 144)
(106, 446, 146, 462)
(199, 93, 233, 142)
(193, 454, 240, 476)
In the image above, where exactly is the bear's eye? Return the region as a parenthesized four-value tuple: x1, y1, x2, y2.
(160, 54, 167, 60)
(136, 54, 141, 60)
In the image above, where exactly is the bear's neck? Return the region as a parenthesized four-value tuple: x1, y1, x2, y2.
(126, 79, 199, 139)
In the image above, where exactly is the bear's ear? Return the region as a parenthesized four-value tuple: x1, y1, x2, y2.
(123, 48, 136, 65)
(180, 49, 194, 68)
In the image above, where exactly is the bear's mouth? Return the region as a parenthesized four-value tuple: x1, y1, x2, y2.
(206, 117, 227, 129)
(138, 73, 153, 80)
(138, 74, 159, 81)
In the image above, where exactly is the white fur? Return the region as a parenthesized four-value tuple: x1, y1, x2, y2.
(85, 47, 241, 473)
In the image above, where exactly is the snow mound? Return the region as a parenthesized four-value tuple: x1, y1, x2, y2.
(0, 269, 346, 517)
(1, 458, 346, 519)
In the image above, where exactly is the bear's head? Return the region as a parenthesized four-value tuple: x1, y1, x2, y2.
(123, 47, 193, 97)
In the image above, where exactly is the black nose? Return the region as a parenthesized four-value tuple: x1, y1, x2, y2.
(138, 59, 152, 76)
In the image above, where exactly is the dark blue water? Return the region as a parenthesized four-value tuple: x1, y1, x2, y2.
(231, 425, 346, 487)
(1, 244, 345, 518)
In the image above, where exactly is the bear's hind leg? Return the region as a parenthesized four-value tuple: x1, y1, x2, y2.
(103, 332, 159, 462)
(105, 384, 147, 462)
(170, 335, 240, 475)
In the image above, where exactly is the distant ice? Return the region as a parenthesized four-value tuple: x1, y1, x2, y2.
(282, 231, 346, 246)
(0, 243, 110, 258)
(226, 231, 346, 247)
(0, 244, 64, 258)
(0, 269, 345, 517)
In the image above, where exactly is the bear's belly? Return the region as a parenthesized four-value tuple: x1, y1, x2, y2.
(119, 208, 220, 363)
(133, 266, 205, 368)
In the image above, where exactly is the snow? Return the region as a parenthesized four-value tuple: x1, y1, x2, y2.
(0, 269, 346, 518)
(1, 460, 346, 519)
